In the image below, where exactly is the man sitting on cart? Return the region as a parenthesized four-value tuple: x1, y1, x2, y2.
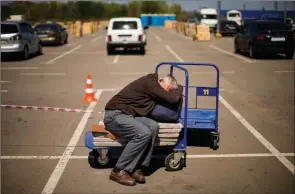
(104, 73, 183, 186)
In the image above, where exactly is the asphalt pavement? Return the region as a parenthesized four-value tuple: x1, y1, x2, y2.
(1, 27, 294, 194)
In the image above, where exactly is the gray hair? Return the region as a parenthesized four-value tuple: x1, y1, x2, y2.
(159, 74, 178, 89)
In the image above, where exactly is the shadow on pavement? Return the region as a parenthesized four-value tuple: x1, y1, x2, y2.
(237, 52, 291, 60)
(1, 53, 44, 62)
(87, 147, 175, 177)
(109, 48, 146, 56)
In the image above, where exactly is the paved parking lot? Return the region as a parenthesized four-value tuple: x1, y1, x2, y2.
(1, 27, 294, 194)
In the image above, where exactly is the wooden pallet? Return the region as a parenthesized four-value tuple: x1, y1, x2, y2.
(91, 122, 183, 147)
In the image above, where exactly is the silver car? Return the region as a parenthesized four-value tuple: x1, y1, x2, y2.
(1, 21, 42, 60)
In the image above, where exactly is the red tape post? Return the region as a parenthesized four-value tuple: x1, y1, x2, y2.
(1, 105, 104, 114)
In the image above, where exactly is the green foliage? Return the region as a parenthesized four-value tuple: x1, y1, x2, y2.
(1, 1, 183, 22)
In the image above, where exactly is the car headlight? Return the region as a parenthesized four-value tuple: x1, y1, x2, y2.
(9, 34, 21, 41)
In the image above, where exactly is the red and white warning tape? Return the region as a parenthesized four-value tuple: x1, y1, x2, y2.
(1, 104, 104, 114)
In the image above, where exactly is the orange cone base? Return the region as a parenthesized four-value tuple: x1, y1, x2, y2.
(83, 96, 97, 103)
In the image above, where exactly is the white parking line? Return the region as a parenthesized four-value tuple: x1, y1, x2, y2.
(187, 153, 295, 158)
(20, 73, 66, 76)
(209, 44, 253, 63)
(150, 30, 162, 42)
(105, 72, 148, 76)
(42, 90, 103, 194)
(192, 71, 235, 74)
(1, 67, 39, 70)
(91, 36, 102, 42)
(112, 55, 120, 64)
(1, 81, 11, 83)
(165, 44, 295, 175)
(45, 45, 82, 64)
(274, 70, 294, 73)
(1, 153, 294, 160)
(1, 90, 8, 93)
(219, 96, 294, 174)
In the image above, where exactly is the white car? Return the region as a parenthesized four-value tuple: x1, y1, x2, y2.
(105, 17, 148, 55)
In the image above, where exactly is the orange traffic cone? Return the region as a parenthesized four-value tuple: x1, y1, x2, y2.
(83, 74, 97, 103)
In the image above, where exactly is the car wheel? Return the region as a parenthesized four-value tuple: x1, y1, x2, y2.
(107, 47, 113, 55)
(21, 46, 29, 60)
(65, 36, 68, 44)
(248, 44, 258, 58)
(285, 51, 294, 59)
(60, 38, 64, 45)
(234, 40, 240, 53)
(37, 43, 43, 55)
(139, 46, 145, 55)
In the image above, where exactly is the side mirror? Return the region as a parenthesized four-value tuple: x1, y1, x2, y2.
(144, 26, 149, 30)
(105, 26, 108, 30)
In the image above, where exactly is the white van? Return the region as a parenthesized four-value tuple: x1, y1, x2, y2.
(105, 17, 148, 55)
(200, 8, 218, 30)
(226, 10, 242, 26)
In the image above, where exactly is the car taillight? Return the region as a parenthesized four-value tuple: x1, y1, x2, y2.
(256, 34, 264, 40)
(138, 35, 142, 41)
(108, 35, 112, 41)
(49, 31, 55, 37)
(9, 34, 21, 41)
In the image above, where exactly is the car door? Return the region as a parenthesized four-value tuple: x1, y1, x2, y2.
(26, 23, 39, 52)
(55, 24, 64, 41)
(19, 23, 32, 52)
(242, 23, 252, 52)
(235, 24, 244, 50)
(239, 23, 250, 51)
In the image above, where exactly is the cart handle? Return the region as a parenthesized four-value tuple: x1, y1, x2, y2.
(155, 61, 220, 131)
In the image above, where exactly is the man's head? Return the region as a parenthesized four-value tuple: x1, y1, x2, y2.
(158, 74, 178, 92)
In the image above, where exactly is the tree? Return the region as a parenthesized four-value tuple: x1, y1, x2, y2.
(1, 1, 184, 21)
(169, 3, 183, 19)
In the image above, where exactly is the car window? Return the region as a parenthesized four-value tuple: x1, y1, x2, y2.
(20, 23, 31, 33)
(257, 22, 292, 31)
(1, 24, 19, 34)
(26, 23, 35, 33)
(112, 21, 138, 30)
(229, 13, 240, 17)
(55, 23, 63, 29)
(202, 14, 217, 19)
(35, 24, 58, 31)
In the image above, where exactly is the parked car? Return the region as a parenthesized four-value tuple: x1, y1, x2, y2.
(187, 18, 200, 25)
(234, 20, 295, 59)
(1, 21, 42, 60)
(34, 23, 68, 45)
(105, 17, 148, 55)
(213, 20, 238, 36)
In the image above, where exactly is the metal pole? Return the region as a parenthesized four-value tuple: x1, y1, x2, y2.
(216, 0, 221, 34)
(274, 1, 278, 11)
(284, 2, 287, 23)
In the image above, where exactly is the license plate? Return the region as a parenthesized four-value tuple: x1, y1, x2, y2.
(40, 37, 51, 41)
(271, 37, 285, 42)
(39, 35, 48, 38)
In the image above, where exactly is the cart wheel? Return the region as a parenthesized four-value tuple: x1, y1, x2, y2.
(96, 154, 109, 166)
(165, 153, 184, 171)
(212, 139, 219, 150)
(95, 149, 110, 166)
(89, 149, 110, 167)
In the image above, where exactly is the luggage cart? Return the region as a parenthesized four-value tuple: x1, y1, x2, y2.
(85, 62, 220, 171)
